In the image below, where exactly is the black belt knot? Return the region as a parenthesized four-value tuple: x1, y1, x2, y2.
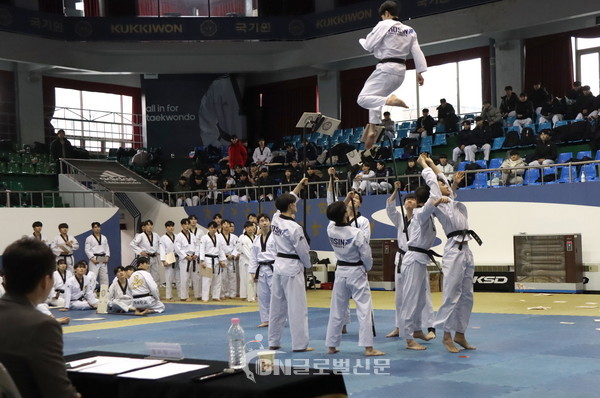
(446, 229, 483, 250)
(133, 293, 151, 299)
(408, 246, 443, 274)
(379, 58, 405, 65)
(255, 261, 274, 279)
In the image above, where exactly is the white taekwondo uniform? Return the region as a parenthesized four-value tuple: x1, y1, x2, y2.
(174, 231, 200, 300)
(107, 278, 133, 312)
(130, 269, 165, 313)
(249, 231, 275, 323)
(236, 232, 255, 300)
(130, 231, 161, 284)
(325, 222, 375, 349)
(63, 275, 98, 310)
(199, 233, 227, 301)
(268, 194, 312, 351)
(31, 232, 51, 247)
(220, 232, 239, 299)
(84, 233, 111, 287)
(47, 269, 72, 308)
(159, 232, 179, 300)
(51, 234, 79, 273)
(253, 145, 272, 165)
(357, 19, 427, 124)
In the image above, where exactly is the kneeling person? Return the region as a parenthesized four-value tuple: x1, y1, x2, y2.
(60, 261, 98, 311)
(130, 257, 165, 315)
(325, 198, 384, 356)
(108, 266, 133, 313)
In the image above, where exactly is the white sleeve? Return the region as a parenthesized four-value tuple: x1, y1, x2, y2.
(84, 236, 94, 259)
(360, 21, 388, 53)
(294, 227, 312, 269)
(357, 231, 373, 272)
(410, 34, 427, 73)
(386, 200, 403, 228)
(248, 242, 259, 274)
(130, 234, 143, 255)
(265, 148, 272, 163)
(252, 148, 260, 163)
(104, 237, 111, 257)
(71, 236, 79, 251)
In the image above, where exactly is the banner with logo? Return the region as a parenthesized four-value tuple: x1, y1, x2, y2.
(473, 271, 515, 292)
(141, 74, 246, 157)
(65, 159, 162, 192)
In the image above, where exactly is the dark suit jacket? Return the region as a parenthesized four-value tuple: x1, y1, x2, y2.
(0, 294, 77, 398)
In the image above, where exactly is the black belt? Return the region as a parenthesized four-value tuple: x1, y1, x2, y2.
(447, 229, 483, 250)
(133, 293, 151, 299)
(408, 246, 443, 274)
(337, 260, 363, 266)
(397, 248, 406, 274)
(255, 260, 275, 279)
(147, 253, 157, 257)
(59, 254, 72, 258)
(186, 259, 197, 273)
(277, 253, 300, 260)
(379, 58, 405, 65)
(205, 254, 220, 274)
(76, 296, 86, 301)
(93, 253, 106, 257)
(55, 289, 65, 293)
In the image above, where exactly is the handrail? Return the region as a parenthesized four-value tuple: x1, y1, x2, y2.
(0, 190, 115, 208)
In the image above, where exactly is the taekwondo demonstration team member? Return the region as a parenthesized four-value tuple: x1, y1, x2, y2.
(175, 218, 200, 302)
(357, 0, 427, 150)
(325, 197, 385, 356)
(188, 214, 206, 298)
(107, 266, 133, 313)
(47, 258, 71, 308)
(220, 220, 239, 299)
(159, 220, 179, 301)
(31, 221, 51, 247)
(84, 222, 111, 288)
(130, 220, 161, 284)
(385, 182, 436, 341)
(236, 220, 256, 301)
(199, 221, 227, 302)
(60, 261, 98, 311)
(268, 178, 313, 352)
(249, 213, 276, 327)
(423, 156, 481, 353)
(51, 223, 79, 273)
(130, 256, 165, 315)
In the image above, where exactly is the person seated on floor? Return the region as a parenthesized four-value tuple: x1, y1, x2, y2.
(130, 257, 165, 316)
(500, 150, 527, 186)
(124, 265, 135, 279)
(60, 261, 98, 311)
(107, 266, 133, 313)
(48, 258, 71, 308)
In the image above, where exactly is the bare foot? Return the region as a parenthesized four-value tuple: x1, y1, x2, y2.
(213, 298, 221, 302)
(134, 309, 149, 316)
(406, 339, 427, 350)
(413, 330, 434, 341)
(293, 347, 314, 352)
(57, 317, 70, 325)
(184, 298, 193, 302)
(361, 124, 382, 150)
(454, 332, 476, 350)
(385, 94, 409, 108)
(328, 347, 340, 354)
(202, 300, 209, 303)
(443, 332, 460, 353)
(365, 347, 385, 356)
(167, 298, 175, 302)
(257, 322, 269, 328)
(341, 325, 348, 334)
(385, 328, 399, 338)
(424, 331, 436, 340)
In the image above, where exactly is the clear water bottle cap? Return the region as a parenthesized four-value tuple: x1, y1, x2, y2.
(231, 318, 240, 324)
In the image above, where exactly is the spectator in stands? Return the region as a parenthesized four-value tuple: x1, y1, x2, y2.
(575, 86, 596, 120)
(232, 164, 245, 179)
(465, 117, 491, 162)
(528, 81, 549, 117)
(351, 163, 375, 193)
(436, 98, 458, 132)
(480, 100, 503, 137)
(403, 157, 421, 191)
(382, 111, 395, 135)
(130, 148, 152, 167)
(500, 149, 527, 186)
(513, 93, 535, 129)
(191, 174, 207, 205)
(452, 121, 472, 164)
(500, 85, 518, 120)
(528, 130, 557, 167)
(255, 167, 275, 201)
(205, 164, 220, 203)
(231, 171, 253, 203)
(248, 162, 260, 184)
(306, 165, 325, 198)
(299, 139, 319, 165)
(218, 166, 236, 202)
(280, 167, 298, 193)
(173, 176, 192, 206)
(252, 138, 272, 166)
(539, 95, 565, 125)
(227, 135, 247, 169)
(284, 142, 298, 165)
(371, 160, 393, 193)
(413, 108, 436, 138)
(49, 129, 74, 161)
(436, 154, 454, 182)
(565, 81, 583, 104)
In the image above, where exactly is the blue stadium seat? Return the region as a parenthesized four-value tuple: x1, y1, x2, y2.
(523, 124, 537, 133)
(537, 122, 552, 131)
(576, 164, 598, 182)
(399, 121, 411, 129)
(523, 168, 540, 185)
(433, 133, 447, 146)
(469, 172, 488, 189)
(435, 124, 446, 134)
(556, 152, 573, 164)
(556, 166, 577, 183)
(576, 151, 592, 160)
(457, 161, 469, 171)
(463, 114, 475, 121)
(396, 128, 410, 139)
(393, 148, 404, 159)
(541, 166, 558, 184)
(506, 126, 520, 134)
(419, 144, 432, 154)
(491, 137, 505, 151)
(420, 136, 433, 147)
(475, 160, 488, 169)
(489, 158, 503, 169)
(554, 120, 569, 128)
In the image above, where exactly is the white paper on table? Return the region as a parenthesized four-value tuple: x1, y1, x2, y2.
(118, 362, 209, 379)
(72, 317, 105, 321)
(71, 356, 165, 375)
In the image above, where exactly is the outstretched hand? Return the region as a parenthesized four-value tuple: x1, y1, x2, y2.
(454, 171, 465, 184)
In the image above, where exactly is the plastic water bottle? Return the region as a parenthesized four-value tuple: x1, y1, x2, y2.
(228, 318, 246, 369)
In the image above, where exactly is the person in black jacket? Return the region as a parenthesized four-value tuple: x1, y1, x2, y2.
(436, 99, 458, 132)
(49, 129, 74, 162)
(539, 95, 566, 125)
(413, 108, 436, 138)
(513, 93, 535, 129)
(500, 85, 518, 119)
(528, 130, 557, 167)
(528, 81, 549, 115)
(451, 121, 472, 164)
(575, 86, 596, 120)
(465, 117, 491, 162)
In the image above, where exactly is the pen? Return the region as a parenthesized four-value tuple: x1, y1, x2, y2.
(67, 359, 97, 370)
(196, 369, 240, 382)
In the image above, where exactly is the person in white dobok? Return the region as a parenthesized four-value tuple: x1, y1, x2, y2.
(130, 257, 165, 315)
(51, 223, 79, 273)
(357, 0, 427, 150)
(31, 221, 51, 247)
(199, 221, 227, 302)
(175, 218, 200, 302)
(107, 266, 133, 313)
(249, 213, 275, 327)
(236, 220, 256, 301)
(47, 258, 71, 308)
(84, 222, 111, 288)
(268, 178, 313, 352)
(252, 137, 272, 166)
(130, 220, 161, 284)
(159, 220, 179, 301)
(385, 181, 436, 341)
(220, 220, 239, 299)
(325, 199, 385, 356)
(59, 261, 98, 311)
